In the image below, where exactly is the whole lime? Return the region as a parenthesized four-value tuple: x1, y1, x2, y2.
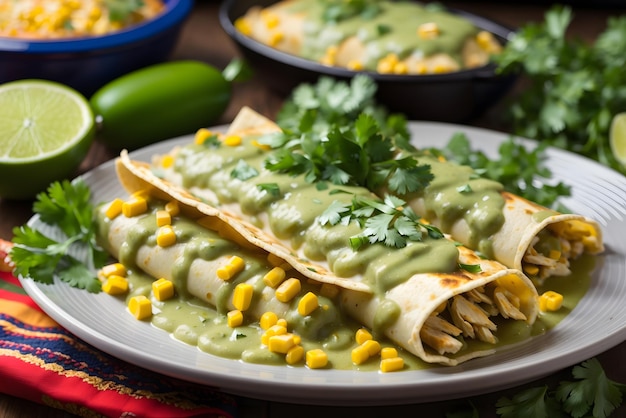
(0, 80, 95, 200)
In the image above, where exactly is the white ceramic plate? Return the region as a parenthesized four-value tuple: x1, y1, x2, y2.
(20, 122, 626, 406)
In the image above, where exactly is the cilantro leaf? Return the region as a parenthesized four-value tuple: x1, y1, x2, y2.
(105, 0, 145, 22)
(270, 81, 433, 196)
(10, 179, 106, 292)
(434, 132, 571, 209)
(556, 358, 624, 418)
(319, 194, 443, 249)
(231, 159, 259, 181)
(495, 6, 626, 175)
(496, 386, 564, 418)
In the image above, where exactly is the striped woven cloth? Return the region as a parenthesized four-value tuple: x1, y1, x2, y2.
(0, 270, 238, 418)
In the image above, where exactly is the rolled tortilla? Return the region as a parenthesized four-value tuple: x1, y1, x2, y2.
(98, 192, 538, 366)
(221, 107, 604, 284)
(384, 155, 604, 284)
(112, 111, 540, 366)
(234, 0, 502, 74)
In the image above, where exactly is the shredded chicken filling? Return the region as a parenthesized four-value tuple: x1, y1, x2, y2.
(419, 283, 527, 355)
(523, 222, 598, 283)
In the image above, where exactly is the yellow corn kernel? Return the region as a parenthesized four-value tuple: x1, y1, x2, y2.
(362, 339, 381, 357)
(433, 63, 452, 73)
(355, 328, 373, 345)
(306, 349, 328, 369)
(234, 17, 252, 36)
(100, 263, 126, 278)
(380, 356, 404, 373)
(377, 59, 394, 74)
(223, 135, 242, 146)
(268, 334, 296, 354)
(263, 266, 286, 288)
(418, 22, 439, 39)
(122, 198, 148, 218)
(414, 62, 428, 74)
(261, 11, 280, 29)
(351, 345, 370, 365)
(165, 200, 180, 216)
(319, 283, 339, 299)
(297, 292, 318, 316)
(217, 256, 245, 281)
(161, 154, 175, 169)
(476, 30, 502, 53)
(539, 291, 564, 312)
(347, 60, 363, 71)
(105, 198, 124, 219)
(131, 189, 150, 200)
(285, 345, 305, 365)
(393, 61, 409, 75)
(268, 31, 284, 47)
(250, 139, 271, 151)
(260, 311, 278, 330)
(549, 250, 562, 260)
(128, 295, 152, 320)
(194, 128, 213, 145)
(275, 278, 301, 303)
(276, 318, 288, 328)
(261, 324, 287, 345)
(524, 264, 540, 276)
(102, 275, 129, 295)
(381, 347, 398, 360)
(156, 210, 171, 227)
(227, 310, 244, 328)
(233, 283, 254, 311)
(156, 225, 177, 247)
(267, 253, 292, 270)
(152, 278, 175, 301)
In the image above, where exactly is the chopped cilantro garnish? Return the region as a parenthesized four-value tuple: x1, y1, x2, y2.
(266, 76, 436, 196)
(257, 183, 281, 196)
(319, 194, 443, 249)
(231, 159, 259, 181)
(10, 179, 107, 292)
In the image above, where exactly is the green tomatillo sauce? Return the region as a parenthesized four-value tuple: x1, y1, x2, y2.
(287, 1, 479, 69)
(96, 195, 594, 371)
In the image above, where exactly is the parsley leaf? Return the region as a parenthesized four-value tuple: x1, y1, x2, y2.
(495, 6, 626, 175)
(10, 179, 106, 293)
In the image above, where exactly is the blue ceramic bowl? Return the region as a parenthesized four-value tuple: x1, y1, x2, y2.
(0, 0, 193, 96)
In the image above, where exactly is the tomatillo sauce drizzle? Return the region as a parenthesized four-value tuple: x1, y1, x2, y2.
(96, 198, 594, 370)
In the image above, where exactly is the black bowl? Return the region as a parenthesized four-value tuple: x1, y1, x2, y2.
(219, 0, 517, 122)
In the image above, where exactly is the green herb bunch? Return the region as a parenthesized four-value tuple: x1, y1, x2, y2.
(495, 6, 626, 174)
(10, 180, 106, 292)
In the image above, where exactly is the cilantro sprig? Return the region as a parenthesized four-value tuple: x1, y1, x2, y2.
(319, 193, 443, 250)
(493, 358, 625, 418)
(10, 179, 107, 293)
(432, 132, 571, 210)
(495, 6, 626, 175)
(263, 76, 432, 195)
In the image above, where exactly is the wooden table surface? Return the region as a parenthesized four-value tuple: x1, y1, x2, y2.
(1, 2, 625, 417)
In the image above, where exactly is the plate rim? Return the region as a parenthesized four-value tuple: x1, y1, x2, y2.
(19, 121, 626, 406)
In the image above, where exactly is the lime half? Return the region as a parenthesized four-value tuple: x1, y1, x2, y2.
(0, 80, 95, 200)
(609, 112, 626, 169)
